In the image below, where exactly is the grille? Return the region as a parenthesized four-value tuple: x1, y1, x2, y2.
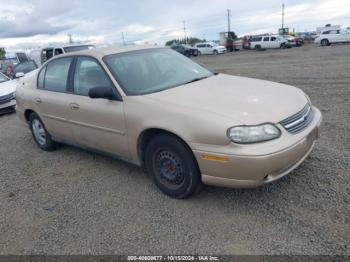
(0, 93, 14, 104)
(280, 103, 314, 134)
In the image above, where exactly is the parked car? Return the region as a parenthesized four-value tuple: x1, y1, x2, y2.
(0, 72, 17, 114)
(314, 29, 350, 46)
(16, 46, 322, 198)
(282, 35, 303, 47)
(250, 35, 288, 50)
(195, 42, 226, 55)
(8, 60, 38, 79)
(170, 44, 199, 57)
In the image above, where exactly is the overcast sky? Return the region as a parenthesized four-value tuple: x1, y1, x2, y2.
(0, 0, 349, 51)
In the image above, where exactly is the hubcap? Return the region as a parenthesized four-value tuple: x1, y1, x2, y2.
(155, 150, 185, 188)
(32, 119, 46, 145)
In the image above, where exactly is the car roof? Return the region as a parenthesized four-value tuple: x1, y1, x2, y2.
(50, 45, 164, 60)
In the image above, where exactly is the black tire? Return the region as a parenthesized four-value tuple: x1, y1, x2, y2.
(213, 50, 218, 55)
(280, 43, 286, 49)
(197, 51, 201, 56)
(255, 45, 261, 51)
(321, 39, 329, 46)
(145, 134, 202, 199)
(29, 112, 57, 151)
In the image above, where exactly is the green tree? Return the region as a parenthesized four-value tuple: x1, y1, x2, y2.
(0, 48, 5, 59)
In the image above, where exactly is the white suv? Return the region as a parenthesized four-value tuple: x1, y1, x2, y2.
(250, 35, 287, 50)
(315, 29, 350, 46)
(195, 43, 226, 55)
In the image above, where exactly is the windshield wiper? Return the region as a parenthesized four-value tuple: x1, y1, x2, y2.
(184, 76, 208, 85)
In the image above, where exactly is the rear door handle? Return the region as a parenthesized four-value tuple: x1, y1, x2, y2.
(34, 98, 42, 104)
(70, 103, 80, 110)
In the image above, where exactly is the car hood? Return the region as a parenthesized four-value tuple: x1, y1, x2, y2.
(0, 79, 18, 96)
(144, 74, 308, 125)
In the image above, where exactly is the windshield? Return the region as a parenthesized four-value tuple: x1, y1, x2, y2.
(0, 73, 9, 83)
(104, 48, 213, 95)
(63, 45, 95, 53)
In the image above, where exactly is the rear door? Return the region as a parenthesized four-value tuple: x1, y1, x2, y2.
(68, 56, 129, 157)
(34, 57, 75, 141)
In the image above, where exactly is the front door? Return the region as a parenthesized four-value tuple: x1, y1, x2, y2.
(68, 56, 129, 158)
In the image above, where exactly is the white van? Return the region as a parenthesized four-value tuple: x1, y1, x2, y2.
(249, 35, 287, 50)
(195, 42, 226, 55)
(30, 44, 95, 65)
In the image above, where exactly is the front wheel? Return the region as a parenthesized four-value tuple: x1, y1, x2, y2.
(321, 39, 329, 46)
(145, 134, 202, 198)
(213, 50, 218, 55)
(29, 113, 57, 151)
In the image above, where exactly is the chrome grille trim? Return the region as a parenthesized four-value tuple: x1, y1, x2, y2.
(0, 93, 14, 104)
(280, 104, 314, 134)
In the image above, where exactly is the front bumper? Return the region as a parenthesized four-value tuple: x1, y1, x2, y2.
(0, 99, 16, 114)
(192, 107, 322, 188)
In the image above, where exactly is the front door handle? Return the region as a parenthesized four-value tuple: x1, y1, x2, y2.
(70, 103, 80, 110)
(34, 98, 42, 104)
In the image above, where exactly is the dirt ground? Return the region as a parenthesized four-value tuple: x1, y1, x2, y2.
(0, 44, 349, 255)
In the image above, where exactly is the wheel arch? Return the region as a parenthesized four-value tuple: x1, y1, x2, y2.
(137, 128, 197, 166)
(24, 109, 36, 122)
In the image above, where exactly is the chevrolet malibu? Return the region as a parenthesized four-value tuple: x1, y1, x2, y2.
(16, 46, 322, 198)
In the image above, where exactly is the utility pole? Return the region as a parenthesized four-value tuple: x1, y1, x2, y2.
(282, 3, 285, 29)
(121, 32, 126, 46)
(227, 9, 231, 33)
(68, 34, 73, 44)
(183, 20, 187, 44)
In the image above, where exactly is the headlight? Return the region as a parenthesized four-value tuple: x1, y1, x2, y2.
(11, 92, 16, 100)
(227, 123, 281, 144)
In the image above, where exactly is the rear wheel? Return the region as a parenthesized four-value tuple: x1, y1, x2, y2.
(321, 39, 330, 46)
(145, 134, 202, 198)
(29, 113, 57, 151)
(255, 45, 261, 51)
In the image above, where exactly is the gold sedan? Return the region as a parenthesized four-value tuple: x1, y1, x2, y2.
(16, 46, 322, 198)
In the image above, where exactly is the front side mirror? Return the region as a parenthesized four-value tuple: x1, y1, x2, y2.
(88, 86, 118, 100)
(15, 72, 25, 78)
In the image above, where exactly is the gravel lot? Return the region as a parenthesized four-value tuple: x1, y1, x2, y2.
(0, 44, 349, 255)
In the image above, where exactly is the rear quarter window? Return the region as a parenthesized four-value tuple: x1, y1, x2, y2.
(43, 57, 72, 92)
